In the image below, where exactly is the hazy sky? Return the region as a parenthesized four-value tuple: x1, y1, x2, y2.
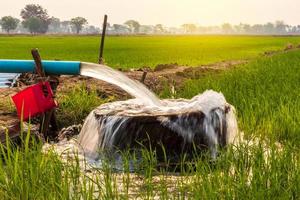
(1, 0, 300, 26)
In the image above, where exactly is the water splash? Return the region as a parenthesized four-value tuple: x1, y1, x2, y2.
(78, 90, 238, 160)
(80, 62, 161, 106)
(45, 63, 239, 168)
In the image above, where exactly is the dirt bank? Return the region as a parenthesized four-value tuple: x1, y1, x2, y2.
(58, 59, 247, 99)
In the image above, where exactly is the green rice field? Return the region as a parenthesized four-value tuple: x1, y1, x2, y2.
(0, 35, 299, 199)
(0, 35, 300, 68)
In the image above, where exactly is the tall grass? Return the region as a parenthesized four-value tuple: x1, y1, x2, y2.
(179, 50, 300, 145)
(0, 132, 298, 199)
(0, 97, 14, 113)
(56, 84, 111, 127)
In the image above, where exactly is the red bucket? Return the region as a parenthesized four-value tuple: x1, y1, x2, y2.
(12, 82, 57, 121)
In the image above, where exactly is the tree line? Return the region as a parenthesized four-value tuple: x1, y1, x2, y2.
(1, 4, 300, 35)
(0, 4, 90, 34)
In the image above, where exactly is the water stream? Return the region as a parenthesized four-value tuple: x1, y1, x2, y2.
(80, 62, 162, 107)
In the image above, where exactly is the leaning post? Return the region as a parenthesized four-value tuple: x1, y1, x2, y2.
(99, 14, 108, 64)
(31, 49, 58, 140)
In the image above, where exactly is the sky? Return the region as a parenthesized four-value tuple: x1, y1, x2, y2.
(1, 0, 300, 27)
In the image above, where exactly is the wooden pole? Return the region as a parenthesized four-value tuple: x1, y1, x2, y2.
(99, 14, 108, 64)
(31, 49, 45, 77)
(140, 71, 148, 83)
(31, 49, 58, 139)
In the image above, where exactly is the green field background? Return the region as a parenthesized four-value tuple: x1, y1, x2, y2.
(1, 35, 300, 68)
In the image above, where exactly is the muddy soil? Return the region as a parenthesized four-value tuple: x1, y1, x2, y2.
(59, 59, 247, 100)
(0, 87, 23, 133)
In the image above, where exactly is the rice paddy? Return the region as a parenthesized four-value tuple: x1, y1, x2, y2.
(0, 35, 299, 199)
(0, 35, 300, 68)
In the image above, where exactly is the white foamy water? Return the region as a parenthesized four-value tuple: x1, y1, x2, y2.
(80, 62, 162, 106)
(78, 90, 238, 160)
(44, 63, 239, 170)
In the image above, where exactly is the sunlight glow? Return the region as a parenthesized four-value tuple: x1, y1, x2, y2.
(1, 0, 300, 26)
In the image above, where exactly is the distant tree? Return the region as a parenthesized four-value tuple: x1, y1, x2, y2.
(234, 23, 244, 34)
(61, 21, 70, 29)
(83, 25, 99, 34)
(181, 24, 197, 33)
(222, 23, 233, 34)
(112, 24, 126, 34)
(0, 16, 19, 33)
(106, 23, 111, 29)
(88, 25, 100, 34)
(48, 17, 61, 33)
(60, 20, 75, 33)
(21, 4, 50, 33)
(251, 24, 264, 34)
(275, 21, 287, 34)
(139, 25, 154, 34)
(71, 17, 88, 34)
(61, 21, 70, 26)
(242, 24, 252, 33)
(25, 17, 44, 34)
(113, 24, 123, 32)
(263, 22, 275, 34)
(124, 20, 140, 33)
(287, 25, 297, 33)
(15, 23, 28, 33)
(154, 24, 164, 33)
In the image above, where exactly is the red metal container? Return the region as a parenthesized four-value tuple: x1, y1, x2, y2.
(12, 82, 57, 121)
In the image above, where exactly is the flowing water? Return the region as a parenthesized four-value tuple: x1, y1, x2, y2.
(78, 90, 238, 159)
(0, 73, 19, 88)
(44, 62, 239, 171)
(80, 62, 162, 106)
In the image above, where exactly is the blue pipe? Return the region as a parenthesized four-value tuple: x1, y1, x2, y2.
(0, 60, 81, 75)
